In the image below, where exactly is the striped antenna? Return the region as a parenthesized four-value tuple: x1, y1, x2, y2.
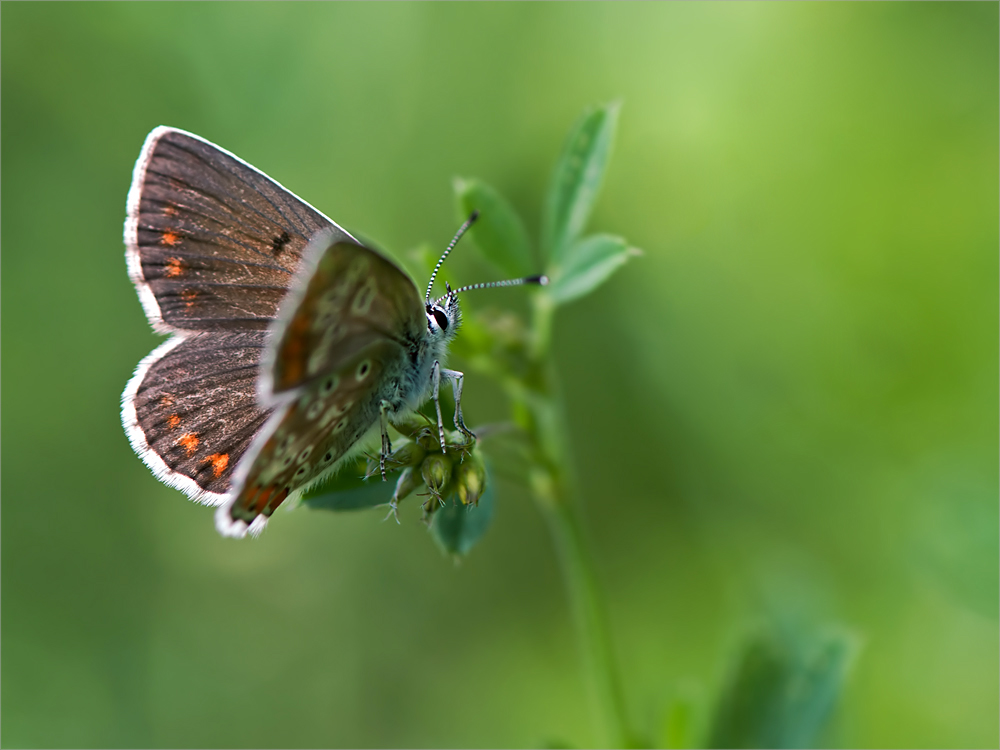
(426, 211, 479, 303)
(436, 274, 548, 305)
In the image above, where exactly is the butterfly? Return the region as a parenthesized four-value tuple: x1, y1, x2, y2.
(121, 127, 544, 538)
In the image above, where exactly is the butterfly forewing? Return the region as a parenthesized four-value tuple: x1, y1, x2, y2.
(266, 238, 426, 395)
(125, 127, 354, 333)
(123, 331, 273, 504)
(218, 339, 405, 534)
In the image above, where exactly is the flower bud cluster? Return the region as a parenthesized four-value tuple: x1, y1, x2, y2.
(366, 423, 487, 521)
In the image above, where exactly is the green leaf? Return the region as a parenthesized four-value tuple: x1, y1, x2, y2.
(429, 472, 496, 558)
(301, 460, 394, 511)
(454, 177, 534, 278)
(548, 233, 637, 305)
(661, 692, 699, 750)
(542, 101, 621, 263)
(705, 628, 858, 749)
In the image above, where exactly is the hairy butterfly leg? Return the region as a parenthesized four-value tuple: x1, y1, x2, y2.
(441, 368, 475, 444)
(431, 360, 447, 452)
(379, 399, 392, 481)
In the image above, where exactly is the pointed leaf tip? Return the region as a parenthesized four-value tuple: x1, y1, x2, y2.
(548, 234, 634, 305)
(542, 102, 622, 264)
(454, 178, 534, 278)
(705, 628, 858, 749)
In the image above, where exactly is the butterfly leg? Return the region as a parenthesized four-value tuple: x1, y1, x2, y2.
(441, 369, 475, 444)
(379, 400, 392, 481)
(431, 360, 447, 452)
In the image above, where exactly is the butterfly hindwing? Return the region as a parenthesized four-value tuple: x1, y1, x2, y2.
(216, 338, 407, 536)
(122, 331, 273, 504)
(263, 236, 426, 396)
(125, 127, 355, 333)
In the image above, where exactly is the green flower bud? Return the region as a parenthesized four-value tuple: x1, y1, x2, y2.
(455, 453, 487, 506)
(420, 452, 454, 501)
(415, 427, 441, 452)
(412, 425, 476, 454)
(390, 414, 430, 439)
(392, 466, 421, 504)
(389, 440, 425, 470)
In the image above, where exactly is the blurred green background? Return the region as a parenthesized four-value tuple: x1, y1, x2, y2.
(2, 3, 997, 748)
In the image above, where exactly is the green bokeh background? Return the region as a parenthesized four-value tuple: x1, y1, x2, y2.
(3, 3, 997, 747)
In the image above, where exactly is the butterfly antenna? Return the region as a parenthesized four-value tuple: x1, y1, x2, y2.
(426, 211, 479, 303)
(437, 274, 548, 305)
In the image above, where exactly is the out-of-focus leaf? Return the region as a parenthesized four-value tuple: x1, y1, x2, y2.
(661, 692, 699, 750)
(542, 101, 621, 264)
(302, 460, 394, 511)
(705, 628, 858, 749)
(429, 470, 496, 558)
(910, 464, 999, 619)
(548, 233, 638, 305)
(405, 242, 457, 293)
(780, 635, 858, 749)
(454, 177, 534, 278)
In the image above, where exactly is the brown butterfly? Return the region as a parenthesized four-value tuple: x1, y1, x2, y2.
(121, 127, 544, 537)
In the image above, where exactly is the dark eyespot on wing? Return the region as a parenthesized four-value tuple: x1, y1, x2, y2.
(270, 230, 291, 257)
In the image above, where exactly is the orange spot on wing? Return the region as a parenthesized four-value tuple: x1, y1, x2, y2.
(163, 205, 177, 216)
(254, 487, 274, 514)
(180, 289, 197, 309)
(160, 394, 175, 407)
(205, 453, 229, 478)
(242, 485, 264, 515)
(162, 231, 180, 246)
(164, 257, 183, 278)
(178, 432, 199, 455)
(166, 414, 181, 429)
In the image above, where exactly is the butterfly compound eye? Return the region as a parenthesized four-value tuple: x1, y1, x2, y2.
(432, 309, 449, 331)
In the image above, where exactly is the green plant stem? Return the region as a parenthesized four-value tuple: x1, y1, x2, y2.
(520, 292, 631, 748)
(531, 289, 556, 361)
(542, 487, 630, 748)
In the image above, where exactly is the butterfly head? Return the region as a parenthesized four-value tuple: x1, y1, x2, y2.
(423, 211, 547, 343)
(425, 283, 461, 343)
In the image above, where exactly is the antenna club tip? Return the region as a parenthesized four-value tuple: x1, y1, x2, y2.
(469, 209, 480, 223)
(529, 274, 549, 286)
